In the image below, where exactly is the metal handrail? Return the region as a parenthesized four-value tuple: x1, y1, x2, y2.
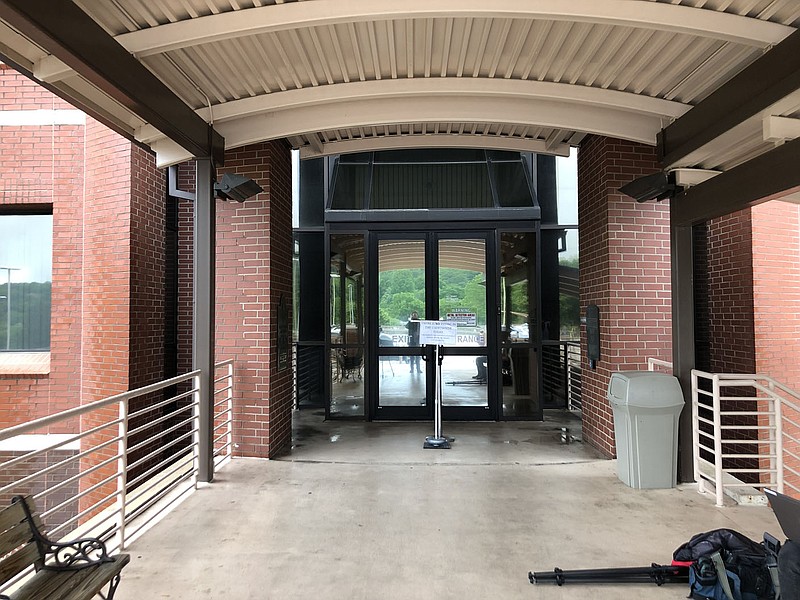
(647, 358, 673, 373)
(0, 359, 235, 597)
(0, 369, 202, 442)
(691, 368, 800, 506)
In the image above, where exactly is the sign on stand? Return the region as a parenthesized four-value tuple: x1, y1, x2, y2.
(416, 320, 456, 450)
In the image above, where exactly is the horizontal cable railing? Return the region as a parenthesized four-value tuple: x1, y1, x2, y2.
(691, 369, 800, 506)
(0, 360, 234, 594)
(566, 342, 582, 412)
(541, 341, 582, 411)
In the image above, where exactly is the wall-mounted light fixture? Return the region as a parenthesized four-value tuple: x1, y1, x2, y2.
(214, 173, 263, 203)
(618, 171, 676, 203)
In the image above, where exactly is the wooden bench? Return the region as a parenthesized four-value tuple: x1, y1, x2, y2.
(0, 496, 130, 600)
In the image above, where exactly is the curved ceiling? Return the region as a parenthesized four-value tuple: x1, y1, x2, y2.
(0, 0, 798, 175)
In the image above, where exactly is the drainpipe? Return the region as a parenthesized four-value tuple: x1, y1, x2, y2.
(194, 156, 216, 483)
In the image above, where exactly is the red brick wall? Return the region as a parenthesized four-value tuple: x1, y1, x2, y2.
(217, 141, 294, 458)
(577, 136, 673, 457)
(176, 162, 196, 380)
(751, 201, 800, 490)
(751, 201, 800, 390)
(0, 449, 79, 532)
(0, 67, 170, 518)
(82, 118, 132, 403)
(175, 144, 293, 459)
(0, 64, 84, 428)
(129, 146, 166, 391)
(127, 145, 168, 481)
(80, 118, 133, 510)
(707, 210, 756, 374)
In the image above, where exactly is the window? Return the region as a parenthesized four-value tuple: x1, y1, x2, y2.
(0, 213, 52, 351)
(326, 149, 535, 210)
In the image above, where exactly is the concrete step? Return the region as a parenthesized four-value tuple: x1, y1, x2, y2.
(697, 461, 769, 506)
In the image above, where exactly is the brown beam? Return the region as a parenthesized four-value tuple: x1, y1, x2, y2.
(0, 0, 225, 164)
(671, 135, 800, 227)
(659, 28, 800, 167)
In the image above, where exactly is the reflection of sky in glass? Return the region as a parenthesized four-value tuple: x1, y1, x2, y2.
(291, 149, 300, 228)
(556, 152, 578, 225)
(0, 215, 52, 282)
(559, 228, 579, 262)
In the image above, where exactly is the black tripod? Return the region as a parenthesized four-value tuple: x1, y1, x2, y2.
(529, 563, 689, 586)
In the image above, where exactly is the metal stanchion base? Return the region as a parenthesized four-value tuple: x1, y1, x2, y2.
(423, 436, 451, 449)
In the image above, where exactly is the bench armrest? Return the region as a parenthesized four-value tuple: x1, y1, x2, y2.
(12, 496, 114, 572)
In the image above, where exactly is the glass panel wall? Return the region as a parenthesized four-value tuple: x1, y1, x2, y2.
(438, 239, 487, 348)
(499, 231, 538, 418)
(329, 234, 366, 417)
(441, 356, 489, 407)
(540, 153, 580, 408)
(0, 214, 52, 351)
(376, 238, 426, 408)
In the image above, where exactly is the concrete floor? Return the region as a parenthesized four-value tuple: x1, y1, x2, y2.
(115, 410, 780, 600)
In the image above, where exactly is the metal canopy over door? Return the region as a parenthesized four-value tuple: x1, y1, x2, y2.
(370, 231, 498, 420)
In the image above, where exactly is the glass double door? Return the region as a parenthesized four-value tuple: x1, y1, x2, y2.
(371, 232, 497, 420)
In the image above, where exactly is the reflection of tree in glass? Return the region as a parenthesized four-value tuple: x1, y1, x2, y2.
(379, 268, 487, 326)
(509, 280, 528, 325)
(559, 256, 580, 340)
(330, 271, 364, 329)
(441, 272, 486, 326)
(0, 281, 51, 350)
(379, 268, 424, 326)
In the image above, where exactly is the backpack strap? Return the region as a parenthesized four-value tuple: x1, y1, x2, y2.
(710, 551, 736, 600)
(763, 532, 781, 599)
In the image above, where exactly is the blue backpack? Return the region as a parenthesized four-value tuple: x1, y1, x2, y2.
(689, 554, 744, 600)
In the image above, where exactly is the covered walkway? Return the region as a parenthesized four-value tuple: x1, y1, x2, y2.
(115, 412, 779, 600)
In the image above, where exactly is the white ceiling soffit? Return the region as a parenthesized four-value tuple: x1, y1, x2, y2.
(0, 20, 147, 137)
(21, 0, 800, 166)
(666, 88, 800, 170)
(113, 0, 790, 54)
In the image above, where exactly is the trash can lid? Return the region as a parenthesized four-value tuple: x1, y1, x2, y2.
(608, 371, 685, 408)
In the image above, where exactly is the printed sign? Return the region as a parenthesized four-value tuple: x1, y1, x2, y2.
(418, 320, 458, 346)
(445, 311, 477, 326)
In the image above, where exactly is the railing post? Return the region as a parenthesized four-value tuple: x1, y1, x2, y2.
(227, 361, 234, 459)
(772, 380, 784, 494)
(562, 343, 568, 405)
(712, 375, 724, 507)
(691, 370, 700, 490)
(192, 372, 201, 488)
(115, 398, 128, 551)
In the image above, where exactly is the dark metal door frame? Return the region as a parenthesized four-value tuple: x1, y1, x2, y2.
(368, 229, 498, 421)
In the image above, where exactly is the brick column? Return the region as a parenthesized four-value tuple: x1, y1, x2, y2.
(180, 141, 294, 459)
(751, 201, 800, 390)
(0, 65, 84, 427)
(752, 202, 800, 491)
(81, 119, 165, 510)
(577, 136, 673, 457)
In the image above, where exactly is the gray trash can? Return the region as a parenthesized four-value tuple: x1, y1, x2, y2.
(608, 371, 684, 489)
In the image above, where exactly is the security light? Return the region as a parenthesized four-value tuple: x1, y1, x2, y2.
(214, 173, 263, 203)
(618, 172, 676, 203)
